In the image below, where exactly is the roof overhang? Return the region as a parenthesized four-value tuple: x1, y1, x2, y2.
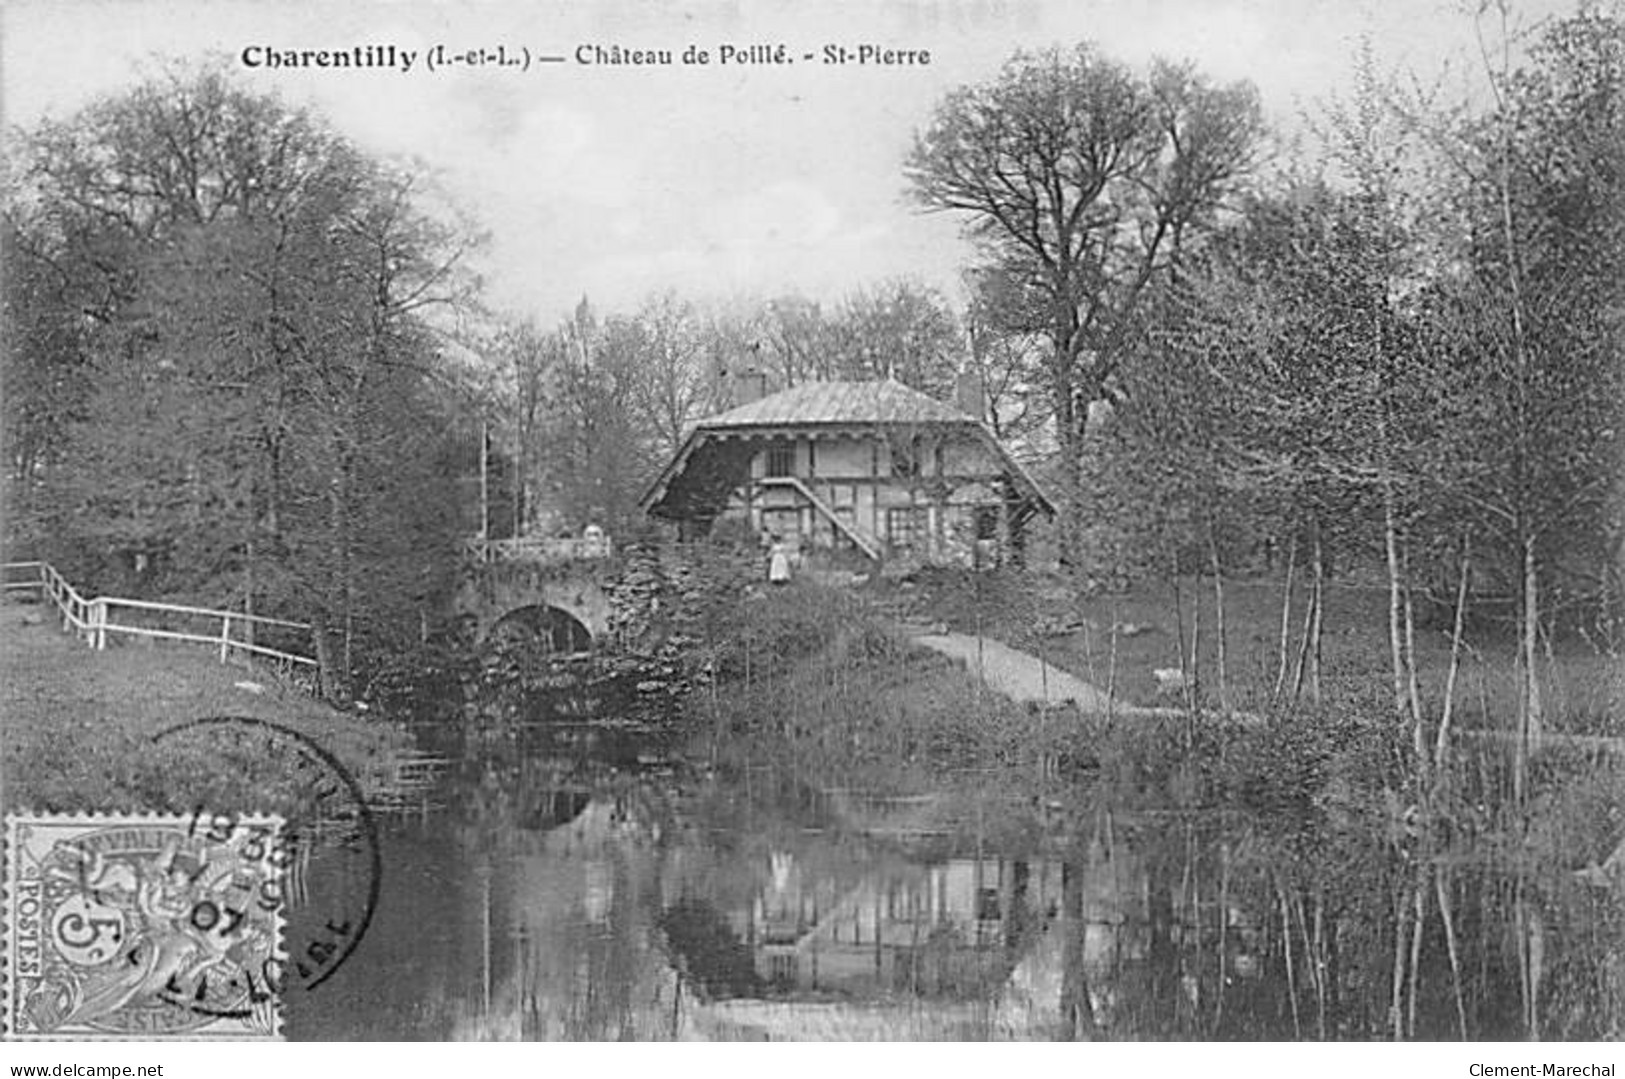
(640, 419, 1058, 521)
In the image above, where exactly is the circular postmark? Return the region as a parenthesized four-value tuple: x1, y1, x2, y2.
(149, 717, 381, 1003)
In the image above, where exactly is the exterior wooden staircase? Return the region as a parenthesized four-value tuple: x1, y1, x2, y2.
(756, 476, 883, 561)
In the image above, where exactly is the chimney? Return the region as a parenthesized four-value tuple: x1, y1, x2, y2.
(731, 363, 768, 407)
(954, 371, 986, 422)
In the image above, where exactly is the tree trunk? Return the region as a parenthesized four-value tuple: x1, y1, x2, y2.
(1291, 566, 1315, 702)
(1405, 868, 1426, 1038)
(1383, 475, 1409, 727)
(479, 420, 491, 551)
(513, 422, 525, 539)
(325, 449, 352, 704)
(1171, 547, 1190, 717)
(1274, 538, 1297, 701)
(244, 532, 256, 653)
(312, 610, 339, 703)
(1189, 566, 1203, 718)
(1054, 380, 1085, 571)
(1436, 869, 1470, 1040)
(1521, 534, 1544, 747)
(1106, 616, 1119, 724)
(1209, 525, 1230, 713)
(1402, 538, 1425, 768)
(1308, 524, 1325, 705)
(1435, 539, 1472, 771)
(1060, 861, 1098, 1039)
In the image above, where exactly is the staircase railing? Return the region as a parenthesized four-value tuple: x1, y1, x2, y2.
(756, 476, 884, 560)
(2, 560, 317, 678)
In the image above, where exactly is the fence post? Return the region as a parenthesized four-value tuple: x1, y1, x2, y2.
(220, 614, 232, 664)
(94, 600, 106, 650)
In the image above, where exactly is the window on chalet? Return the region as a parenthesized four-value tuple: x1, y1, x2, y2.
(766, 952, 797, 986)
(887, 507, 925, 549)
(834, 507, 856, 549)
(890, 437, 922, 479)
(766, 441, 796, 477)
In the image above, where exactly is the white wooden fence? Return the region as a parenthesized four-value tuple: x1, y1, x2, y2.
(2, 560, 318, 678)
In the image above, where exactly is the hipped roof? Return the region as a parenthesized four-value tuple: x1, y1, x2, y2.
(640, 379, 1056, 520)
(697, 378, 973, 429)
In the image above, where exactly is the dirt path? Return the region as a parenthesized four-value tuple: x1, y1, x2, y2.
(911, 630, 1260, 725)
(911, 632, 1124, 712)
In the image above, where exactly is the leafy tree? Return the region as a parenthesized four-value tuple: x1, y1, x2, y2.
(963, 268, 1050, 444)
(1423, 7, 1625, 754)
(906, 44, 1264, 560)
(6, 63, 478, 698)
(529, 300, 662, 535)
(1, 216, 94, 545)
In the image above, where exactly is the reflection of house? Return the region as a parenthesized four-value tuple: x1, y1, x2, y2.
(731, 854, 1062, 999)
(639, 378, 1054, 566)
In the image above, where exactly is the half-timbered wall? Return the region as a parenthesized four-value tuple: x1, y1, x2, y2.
(728, 431, 1012, 562)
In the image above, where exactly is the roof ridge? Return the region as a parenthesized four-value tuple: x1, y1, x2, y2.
(699, 376, 970, 427)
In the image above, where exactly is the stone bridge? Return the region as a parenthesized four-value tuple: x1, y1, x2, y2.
(452, 557, 619, 651)
(450, 537, 759, 655)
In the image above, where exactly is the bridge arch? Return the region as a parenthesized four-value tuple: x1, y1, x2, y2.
(452, 566, 614, 648)
(487, 604, 594, 654)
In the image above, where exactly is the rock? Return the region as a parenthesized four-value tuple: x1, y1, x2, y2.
(234, 680, 267, 695)
(20, 611, 43, 626)
(1113, 621, 1156, 637)
(1152, 668, 1187, 695)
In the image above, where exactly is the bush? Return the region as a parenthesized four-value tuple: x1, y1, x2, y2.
(1217, 690, 1400, 819)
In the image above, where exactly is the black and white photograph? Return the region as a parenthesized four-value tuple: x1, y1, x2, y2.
(1, 0, 1621, 1061)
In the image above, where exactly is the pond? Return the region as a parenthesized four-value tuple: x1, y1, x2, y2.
(284, 670, 1623, 1041)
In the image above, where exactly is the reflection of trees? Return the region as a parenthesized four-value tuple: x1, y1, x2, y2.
(660, 899, 763, 999)
(1012, 810, 1622, 1042)
(334, 760, 1621, 1040)
(444, 786, 681, 1040)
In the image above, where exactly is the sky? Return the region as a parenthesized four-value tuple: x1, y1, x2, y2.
(2, 0, 1577, 327)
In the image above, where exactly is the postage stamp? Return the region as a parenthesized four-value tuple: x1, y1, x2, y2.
(4, 813, 287, 1040)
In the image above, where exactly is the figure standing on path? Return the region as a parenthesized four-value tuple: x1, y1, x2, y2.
(767, 535, 792, 585)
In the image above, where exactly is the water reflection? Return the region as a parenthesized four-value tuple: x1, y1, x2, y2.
(282, 657, 1624, 1042)
(283, 735, 1621, 1042)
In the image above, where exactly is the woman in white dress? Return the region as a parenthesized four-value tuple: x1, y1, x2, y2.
(767, 536, 792, 585)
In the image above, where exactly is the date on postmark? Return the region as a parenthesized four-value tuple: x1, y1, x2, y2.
(5, 813, 287, 1040)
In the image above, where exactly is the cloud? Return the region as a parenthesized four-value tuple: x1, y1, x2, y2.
(711, 179, 842, 249)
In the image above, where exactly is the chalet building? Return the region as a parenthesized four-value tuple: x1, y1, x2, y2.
(638, 377, 1053, 566)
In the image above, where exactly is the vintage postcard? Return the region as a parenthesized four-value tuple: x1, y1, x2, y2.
(1, 0, 1619, 1055)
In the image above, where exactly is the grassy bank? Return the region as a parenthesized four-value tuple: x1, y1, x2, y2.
(904, 567, 1622, 730)
(0, 596, 411, 814)
(681, 578, 1624, 872)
